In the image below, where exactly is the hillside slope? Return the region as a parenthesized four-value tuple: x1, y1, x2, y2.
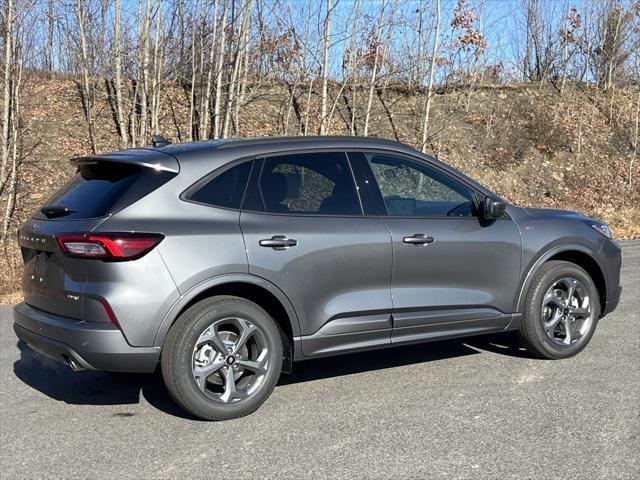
(1, 76, 638, 294)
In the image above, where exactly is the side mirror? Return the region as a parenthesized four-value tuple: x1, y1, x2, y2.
(483, 197, 507, 219)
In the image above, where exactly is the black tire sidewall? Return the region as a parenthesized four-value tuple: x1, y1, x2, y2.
(162, 296, 283, 420)
(524, 262, 600, 359)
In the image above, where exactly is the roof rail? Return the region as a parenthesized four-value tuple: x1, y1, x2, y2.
(216, 135, 402, 149)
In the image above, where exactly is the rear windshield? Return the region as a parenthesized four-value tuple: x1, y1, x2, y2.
(37, 161, 176, 220)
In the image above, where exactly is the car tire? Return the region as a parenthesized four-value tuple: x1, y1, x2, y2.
(518, 260, 600, 359)
(161, 295, 283, 420)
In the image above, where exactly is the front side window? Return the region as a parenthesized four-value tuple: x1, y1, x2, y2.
(366, 153, 476, 217)
(188, 160, 252, 209)
(258, 152, 361, 215)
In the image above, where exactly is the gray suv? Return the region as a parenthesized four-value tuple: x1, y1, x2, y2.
(13, 136, 622, 420)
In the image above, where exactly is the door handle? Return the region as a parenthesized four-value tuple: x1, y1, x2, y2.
(402, 234, 435, 245)
(259, 235, 298, 249)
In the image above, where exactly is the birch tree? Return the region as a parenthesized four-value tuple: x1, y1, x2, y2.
(213, 0, 229, 139)
(421, 0, 441, 153)
(1, 0, 13, 194)
(319, 0, 332, 135)
(139, 0, 152, 144)
(363, 0, 386, 137)
(114, 0, 127, 149)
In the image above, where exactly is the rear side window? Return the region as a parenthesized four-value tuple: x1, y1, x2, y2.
(37, 161, 175, 220)
(188, 161, 252, 209)
(257, 152, 361, 215)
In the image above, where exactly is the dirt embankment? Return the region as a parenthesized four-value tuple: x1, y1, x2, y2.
(0, 77, 638, 297)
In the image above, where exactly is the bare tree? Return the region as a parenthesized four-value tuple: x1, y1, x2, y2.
(114, 0, 127, 149)
(319, 0, 332, 135)
(593, 1, 639, 91)
(362, 0, 386, 137)
(213, 0, 229, 139)
(201, 0, 220, 139)
(1, 0, 13, 193)
(46, 0, 54, 73)
(139, 0, 152, 144)
(75, 0, 97, 153)
(421, 0, 441, 153)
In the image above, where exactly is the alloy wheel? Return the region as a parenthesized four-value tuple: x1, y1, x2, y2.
(192, 317, 269, 403)
(541, 277, 593, 347)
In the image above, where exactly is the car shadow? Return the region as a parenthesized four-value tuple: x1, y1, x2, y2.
(279, 331, 535, 385)
(13, 332, 535, 419)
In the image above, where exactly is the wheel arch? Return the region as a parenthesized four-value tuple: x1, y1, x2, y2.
(515, 244, 607, 315)
(154, 274, 301, 369)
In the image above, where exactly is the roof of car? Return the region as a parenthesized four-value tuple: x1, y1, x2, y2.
(150, 135, 411, 156)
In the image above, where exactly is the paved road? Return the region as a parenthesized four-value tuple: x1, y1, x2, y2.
(1, 242, 638, 479)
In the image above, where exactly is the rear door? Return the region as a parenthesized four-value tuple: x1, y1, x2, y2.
(19, 158, 176, 321)
(350, 151, 522, 344)
(240, 151, 393, 356)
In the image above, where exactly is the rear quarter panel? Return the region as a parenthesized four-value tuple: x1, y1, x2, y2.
(97, 148, 252, 346)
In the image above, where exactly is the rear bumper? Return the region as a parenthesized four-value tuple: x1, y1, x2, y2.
(13, 303, 160, 373)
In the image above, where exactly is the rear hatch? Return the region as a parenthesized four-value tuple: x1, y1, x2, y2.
(19, 150, 178, 320)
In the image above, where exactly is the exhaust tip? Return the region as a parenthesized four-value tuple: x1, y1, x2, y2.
(66, 357, 81, 371)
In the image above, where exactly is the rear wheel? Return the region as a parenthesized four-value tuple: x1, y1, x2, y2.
(518, 260, 600, 359)
(161, 296, 283, 420)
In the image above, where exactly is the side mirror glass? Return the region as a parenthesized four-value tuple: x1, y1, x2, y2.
(483, 197, 507, 219)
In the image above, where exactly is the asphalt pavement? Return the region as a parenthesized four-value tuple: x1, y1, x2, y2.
(1, 241, 638, 479)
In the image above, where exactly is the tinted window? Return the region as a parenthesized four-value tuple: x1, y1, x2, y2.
(38, 161, 175, 220)
(190, 161, 252, 209)
(258, 152, 361, 215)
(366, 154, 476, 217)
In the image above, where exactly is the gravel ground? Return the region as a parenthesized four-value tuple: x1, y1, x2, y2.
(1, 241, 638, 479)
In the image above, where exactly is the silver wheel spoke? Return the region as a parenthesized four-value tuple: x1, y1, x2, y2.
(220, 366, 248, 402)
(546, 291, 563, 309)
(197, 327, 228, 355)
(562, 317, 572, 345)
(220, 367, 236, 402)
(565, 279, 577, 304)
(544, 310, 563, 331)
(193, 360, 224, 392)
(233, 319, 257, 353)
(571, 307, 589, 318)
(236, 358, 267, 376)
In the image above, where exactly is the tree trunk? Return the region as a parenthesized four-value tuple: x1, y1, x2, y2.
(150, 0, 164, 135)
(631, 88, 640, 187)
(1, 0, 13, 191)
(319, 0, 332, 135)
(223, 0, 253, 139)
(421, 0, 441, 153)
(75, 0, 97, 154)
(114, 0, 127, 149)
(139, 0, 152, 145)
(2, 55, 21, 244)
(46, 0, 54, 73)
(201, 0, 220, 139)
(213, 0, 229, 139)
(363, 0, 385, 137)
(188, 8, 197, 141)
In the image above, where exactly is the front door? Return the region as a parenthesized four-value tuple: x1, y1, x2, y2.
(240, 151, 393, 356)
(354, 151, 522, 344)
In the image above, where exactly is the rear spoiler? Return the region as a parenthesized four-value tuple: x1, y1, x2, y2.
(71, 148, 180, 173)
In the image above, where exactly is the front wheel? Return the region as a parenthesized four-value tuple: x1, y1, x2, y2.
(161, 296, 283, 420)
(518, 260, 600, 359)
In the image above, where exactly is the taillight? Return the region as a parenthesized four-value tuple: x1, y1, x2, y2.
(55, 233, 163, 261)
